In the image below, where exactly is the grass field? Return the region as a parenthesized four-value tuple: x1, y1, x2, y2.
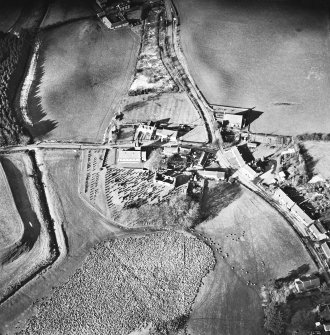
(40, 0, 93, 28)
(304, 141, 330, 180)
(17, 231, 215, 334)
(0, 163, 23, 250)
(34, 19, 139, 142)
(175, 0, 330, 136)
(188, 186, 317, 335)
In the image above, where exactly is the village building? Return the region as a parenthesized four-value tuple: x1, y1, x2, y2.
(197, 170, 226, 181)
(134, 123, 156, 142)
(212, 105, 250, 129)
(294, 275, 320, 293)
(308, 221, 328, 241)
(321, 242, 330, 260)
(117, 149, 147, 163)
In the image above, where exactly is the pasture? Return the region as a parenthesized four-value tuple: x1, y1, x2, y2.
(304, 141, 330, 180)
(188, 186, 317, 335)
(175, 0, 330, 135)
(34, 19, 139, 142)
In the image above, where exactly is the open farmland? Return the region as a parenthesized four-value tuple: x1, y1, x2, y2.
(33, 19, 139, 142)
(0, 150, 125, 332)
(175, 0, 330, 135)
(40, 0, 93, 28)
(304, 141, 330, 180)
(17, 231, 215, 335)
(188, 186, 317, 335)
(0, 163, 23, 250)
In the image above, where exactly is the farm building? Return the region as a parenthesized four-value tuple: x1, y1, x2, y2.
(273, 188, 295, 210)
(197, 170, 226, 181)
(156, 129, 178, 143)
(117, 150, 147, 163)
(242, 132, 293, 146)
(308, 221, 328, 241)
(294, 275, 320, 292)
(223, 114, 244, 129)
(321, 242, 330, 260)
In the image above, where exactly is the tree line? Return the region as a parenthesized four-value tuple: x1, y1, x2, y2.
(0, 31, 30, 147)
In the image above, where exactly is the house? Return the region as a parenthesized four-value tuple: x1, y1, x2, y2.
(294, 275, 320, 292)
(273, 188, 295, 210)
(247, 142, 258, 149)
(101, 16, 112, 29)
(156, 129, 178, 142)
(117, 150, 147, 163)
(291, 203, 314, 227)
(321, 242, 330, 260)
(308, 221, 328, 241)
(324, 324, 330, 332)
(197, 170, 226, 181)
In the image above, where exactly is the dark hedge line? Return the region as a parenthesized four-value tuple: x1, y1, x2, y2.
(0, 31, 31, 146)
(296, 133, 330, 142)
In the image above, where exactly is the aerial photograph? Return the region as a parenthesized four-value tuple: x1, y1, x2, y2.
(0, 0, 329, 334)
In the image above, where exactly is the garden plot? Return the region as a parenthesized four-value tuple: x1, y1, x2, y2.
(18, 231, 215, 335)
(129, 7, 178, 95)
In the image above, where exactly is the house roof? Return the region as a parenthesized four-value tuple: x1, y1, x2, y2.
(117, 150, 144, 162)
(198, 170, 225, 180)
(322, 242, 330, 259)
(309, 224, 327, 240)
(156, 129, 178, 138)
(273, 189, 295, 209)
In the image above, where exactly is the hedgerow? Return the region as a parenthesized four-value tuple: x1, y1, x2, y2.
(0, 31, 30, 146)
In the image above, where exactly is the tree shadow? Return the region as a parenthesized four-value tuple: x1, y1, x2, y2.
(275, 264, 311, 288)
(200, 181, 242, 222)
(0, 158, 41, 264)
